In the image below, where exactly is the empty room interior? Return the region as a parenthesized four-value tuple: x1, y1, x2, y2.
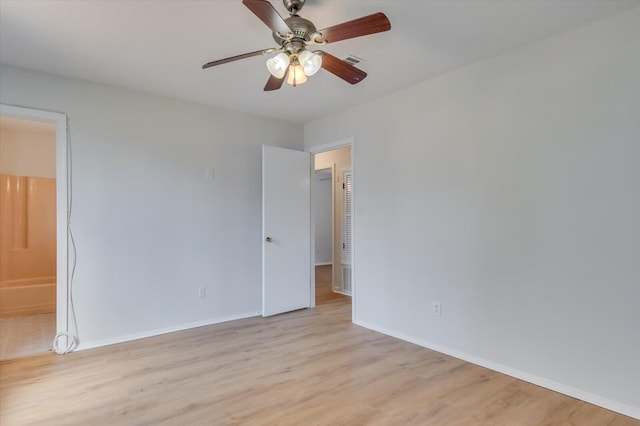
(0, 0, 638, 424)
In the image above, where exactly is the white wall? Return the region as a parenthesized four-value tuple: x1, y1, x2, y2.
(305, 9, 640, 418)
(314, 170, 332, 265)
(0, 64, 303, 348)
(0, 118, 56, 178)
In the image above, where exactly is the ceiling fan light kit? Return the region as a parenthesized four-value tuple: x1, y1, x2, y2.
(202, 0, 391, 91)
(266, 52, 290, 79)
(298, 50, 322, 76)
(287, 62, 307, 87)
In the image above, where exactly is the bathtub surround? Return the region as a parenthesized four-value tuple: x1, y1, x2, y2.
(0, 175, 57, 317)
(0, 117, 58, 318)
(0, 175, 57, 279)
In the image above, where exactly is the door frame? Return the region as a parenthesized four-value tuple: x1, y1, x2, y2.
(0, 104, 69, 341)
(307, 137, 355, 322)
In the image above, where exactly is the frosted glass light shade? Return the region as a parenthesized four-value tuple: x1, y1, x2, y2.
(298, 50, 322, 76)
(287, 64, 307, 86)
(266, 53, 290, 79)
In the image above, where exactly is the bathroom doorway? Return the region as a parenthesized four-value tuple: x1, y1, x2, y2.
(0, 106, 68, 360)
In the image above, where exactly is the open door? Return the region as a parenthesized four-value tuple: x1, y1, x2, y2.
(262, 145, 311, 317)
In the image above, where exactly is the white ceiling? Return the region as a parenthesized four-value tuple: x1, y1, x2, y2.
(1, 0, 638, 124)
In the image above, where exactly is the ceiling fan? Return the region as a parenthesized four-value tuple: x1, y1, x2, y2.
(202, 0, 391, 91)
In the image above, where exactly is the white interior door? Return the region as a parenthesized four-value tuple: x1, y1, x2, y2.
(262, 145, 311, 317)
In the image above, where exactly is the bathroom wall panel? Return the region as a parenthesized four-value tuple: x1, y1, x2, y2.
(0, 174, 56, 317)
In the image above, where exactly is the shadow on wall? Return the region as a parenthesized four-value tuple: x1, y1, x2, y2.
(0, 174, 56, 317)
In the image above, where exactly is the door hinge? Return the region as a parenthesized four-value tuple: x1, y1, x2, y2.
(343, 243, 345, 249)
(342, 183, 345, 189)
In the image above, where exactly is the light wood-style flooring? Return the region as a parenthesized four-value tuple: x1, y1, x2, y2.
(0, 268, 636, 425)
(315, 264, 350, 306)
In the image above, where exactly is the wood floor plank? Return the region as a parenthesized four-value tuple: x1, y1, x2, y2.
(0, 269, 637, 425)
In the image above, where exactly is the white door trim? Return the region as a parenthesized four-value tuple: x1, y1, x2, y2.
(307, 137, 355, 322)
(0, 104, 69, 343)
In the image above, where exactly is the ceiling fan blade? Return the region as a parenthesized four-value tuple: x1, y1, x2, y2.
(264, 69, 288, 91)
(202, 49, 271, 69)
(317, 12, 391, 44)
(318, 51, 367, 85)
(242, 0, 291, 36)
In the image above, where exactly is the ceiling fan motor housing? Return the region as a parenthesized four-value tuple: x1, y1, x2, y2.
(272, 15, 317, 51)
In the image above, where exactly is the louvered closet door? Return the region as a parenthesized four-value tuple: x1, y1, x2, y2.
(341, 169, 353, 295)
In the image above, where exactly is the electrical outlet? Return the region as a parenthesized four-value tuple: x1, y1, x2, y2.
(205, 168, 214, 181)
(433, 302, 441, 316)
(198, 287, 207, 298)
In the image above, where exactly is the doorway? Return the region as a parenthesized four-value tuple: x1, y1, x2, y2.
(312, 144, 352, 309)
(0, 105, 69, 359)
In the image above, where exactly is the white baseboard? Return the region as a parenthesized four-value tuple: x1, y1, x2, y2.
(76, 311, 261, 351)
(354, 319, 640, 420)
(315, 262, 332, 266)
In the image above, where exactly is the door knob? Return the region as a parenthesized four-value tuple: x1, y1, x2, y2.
(265, 237, 273, 243)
